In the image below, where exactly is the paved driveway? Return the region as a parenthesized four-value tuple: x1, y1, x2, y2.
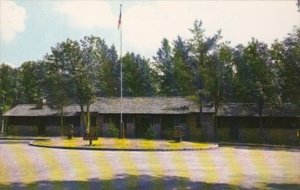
(0, 140, 299, 190)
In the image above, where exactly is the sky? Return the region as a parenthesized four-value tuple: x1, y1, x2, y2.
(0, 0, 299, 68)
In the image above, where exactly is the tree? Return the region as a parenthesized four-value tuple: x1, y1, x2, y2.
(17, 61, 42, 104)
(48, 36, 100, 145)
(0, 63, 18, 132)
(206, 42, 235, 136)
(123, 52, 155, 96)
(234, 39, 277, 141)
(43, 46, 73, 135)
(188, 20, 221, 137)
(98, 44, 120, 97)
(153, 38, 179, 96)
(272, 28, 300, 106)
(172, 36, 194, 96)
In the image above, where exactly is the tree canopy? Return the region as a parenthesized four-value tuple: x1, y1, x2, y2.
(1, 21, 299, 136)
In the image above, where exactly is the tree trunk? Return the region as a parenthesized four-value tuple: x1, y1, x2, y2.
(80, 103, 93, 146)
(86, 103, 93, 146)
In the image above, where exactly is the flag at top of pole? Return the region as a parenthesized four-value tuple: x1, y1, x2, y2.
(118, 4, 122, 29)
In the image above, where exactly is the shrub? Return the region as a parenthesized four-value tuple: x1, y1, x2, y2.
(107, 122, 119, 138)
(144, 126, 157, 139)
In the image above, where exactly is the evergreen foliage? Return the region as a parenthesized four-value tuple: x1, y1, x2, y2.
(1, 21, 299, 135)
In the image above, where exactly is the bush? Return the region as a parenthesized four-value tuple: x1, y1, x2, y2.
(107, 122, 119, 138)
(144, 126, 157, 139)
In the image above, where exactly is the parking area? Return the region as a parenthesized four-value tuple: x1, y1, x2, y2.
(0, 140, 299, 189)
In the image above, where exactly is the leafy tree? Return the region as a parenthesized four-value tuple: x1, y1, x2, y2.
(17, 61, 42, 104)
(172, 36, 194, 96)
(123, 52, 155, 96)
(206, 42, 235, 135)
(0, 64, 18, 132)
(98, 44, 120, 97)
(188, 20, 221, 135)
(234, 39, 277, 140)
(43, 46, 73, 135)
(272, 28, 300, 106)
(153, 38, 179, 96)
(48, 36, 100, 145)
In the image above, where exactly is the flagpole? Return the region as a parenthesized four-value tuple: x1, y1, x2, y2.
(119, 4, 124, 139)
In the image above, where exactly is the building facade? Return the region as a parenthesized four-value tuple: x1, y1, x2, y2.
(3, 97, 300, 145)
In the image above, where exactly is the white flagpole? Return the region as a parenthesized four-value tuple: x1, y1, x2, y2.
(119, 4, 124, 138)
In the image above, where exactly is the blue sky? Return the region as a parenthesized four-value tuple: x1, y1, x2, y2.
(1, 0, 299, 67)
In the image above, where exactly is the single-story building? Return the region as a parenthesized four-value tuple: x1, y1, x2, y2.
(217, 103, 300, 145)
(3, 97, 214, 141)
(3, 97, 300, 145)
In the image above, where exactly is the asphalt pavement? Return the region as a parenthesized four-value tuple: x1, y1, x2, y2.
(0, 139, 299, 190)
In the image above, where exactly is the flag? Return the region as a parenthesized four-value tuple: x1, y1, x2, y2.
(118, 4, 122, 29)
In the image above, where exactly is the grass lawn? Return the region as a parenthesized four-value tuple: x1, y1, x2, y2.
(31, 137, 218, 150)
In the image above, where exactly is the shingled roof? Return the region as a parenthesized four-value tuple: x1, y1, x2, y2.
(217, 103, 300, 117)
(90, 97, 206, 114)
(3, 97, 206, 117)
(3, 104, 81, 117)
(4, 97, 299, 117)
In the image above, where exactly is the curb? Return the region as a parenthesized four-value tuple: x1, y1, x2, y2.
(0, 137, 49, 141)
(29, 141, 219, 152)
(219, 142, 300, 150)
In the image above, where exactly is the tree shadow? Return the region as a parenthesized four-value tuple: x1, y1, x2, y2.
(233, 146, 300, 152)
(0, 140, 29, 144)
(266, 183, 300, 190)
(1, 174, 299, 190)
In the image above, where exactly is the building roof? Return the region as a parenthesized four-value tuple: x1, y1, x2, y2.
(4, 97, 299, 117)
(3, 104, 81, 117)
(91, 97, 205, 114)
(3, 97, 206, 117)
(217, 103, 300, 117)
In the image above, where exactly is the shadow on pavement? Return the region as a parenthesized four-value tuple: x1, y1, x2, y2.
(1, 174, 299, 190)
(0, 140, 29, 144)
